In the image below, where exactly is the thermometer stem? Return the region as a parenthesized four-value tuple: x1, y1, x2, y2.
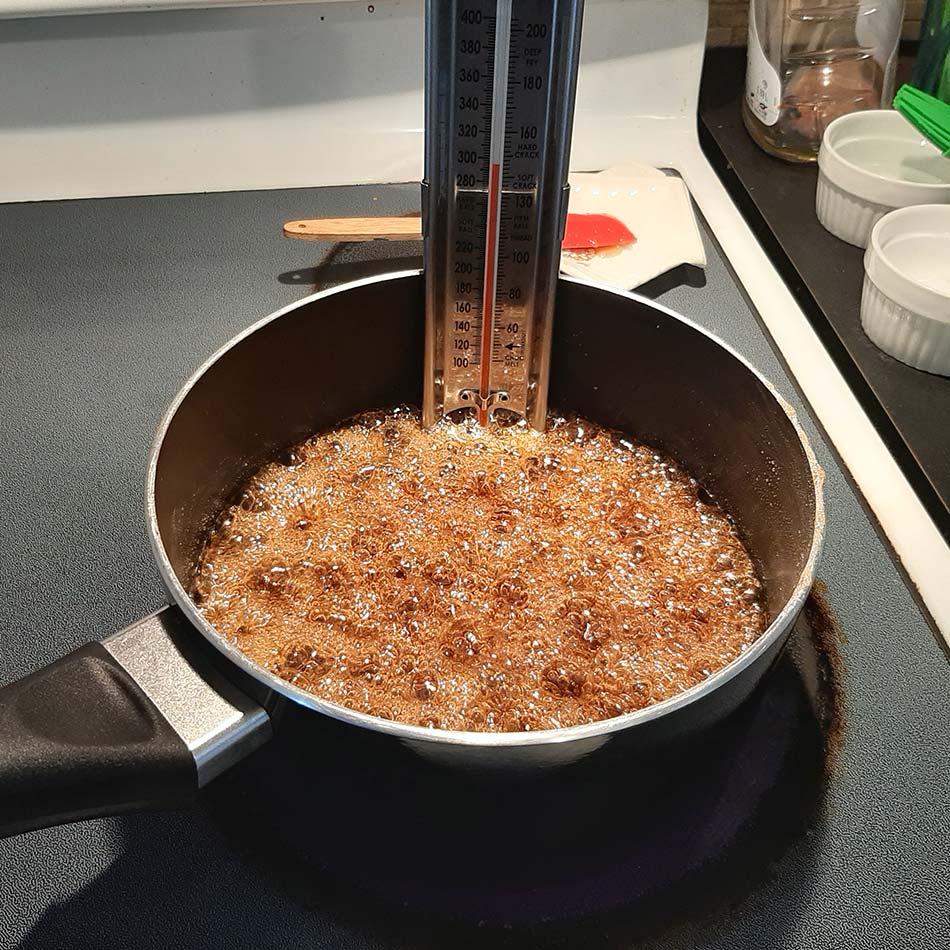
(477, 0, 512, 425)
(423, 0, 584, 429)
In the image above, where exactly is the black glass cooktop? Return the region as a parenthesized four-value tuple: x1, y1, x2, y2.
(0, 184, 946, 949)
(200, 600, 843, 935)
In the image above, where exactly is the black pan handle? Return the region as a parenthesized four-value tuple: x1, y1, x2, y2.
(0, 606, 272, 838)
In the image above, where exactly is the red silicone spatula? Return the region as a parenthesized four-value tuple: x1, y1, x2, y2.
(283, 214, 636, 250)
(561, 213, 636, 250)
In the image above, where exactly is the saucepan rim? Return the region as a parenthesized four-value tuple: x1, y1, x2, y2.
(146, 270, 825, 749)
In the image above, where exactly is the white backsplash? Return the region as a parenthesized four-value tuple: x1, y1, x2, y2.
(0, 0, 707, 202)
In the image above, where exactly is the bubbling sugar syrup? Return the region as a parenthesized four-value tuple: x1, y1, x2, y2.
(195, 407, 766, 732)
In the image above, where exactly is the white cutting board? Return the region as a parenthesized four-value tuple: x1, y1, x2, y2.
(561, 163, 706, 290)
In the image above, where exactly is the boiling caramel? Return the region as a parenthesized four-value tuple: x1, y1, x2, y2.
(195, 407, 766, 732)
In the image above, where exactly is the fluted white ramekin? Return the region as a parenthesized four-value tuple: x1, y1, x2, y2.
(817, 110, 950, 249)
(861, 205, 950, 376)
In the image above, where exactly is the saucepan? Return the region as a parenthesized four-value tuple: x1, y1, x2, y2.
(0, 271, 824, 838)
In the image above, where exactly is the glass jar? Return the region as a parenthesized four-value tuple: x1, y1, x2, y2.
(744, 0, 905, 162)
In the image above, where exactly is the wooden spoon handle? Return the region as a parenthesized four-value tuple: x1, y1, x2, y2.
(283, 216, 423, 242)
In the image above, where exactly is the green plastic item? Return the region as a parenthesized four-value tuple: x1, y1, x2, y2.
(894, 84, 950, 155)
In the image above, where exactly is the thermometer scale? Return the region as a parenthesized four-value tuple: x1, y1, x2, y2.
(422, 0, 585, 430)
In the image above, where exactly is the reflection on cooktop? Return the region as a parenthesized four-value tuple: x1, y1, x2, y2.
(201, 589, 845, 944)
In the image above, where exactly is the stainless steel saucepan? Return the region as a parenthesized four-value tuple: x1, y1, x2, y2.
(0, 272, 824, 837)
